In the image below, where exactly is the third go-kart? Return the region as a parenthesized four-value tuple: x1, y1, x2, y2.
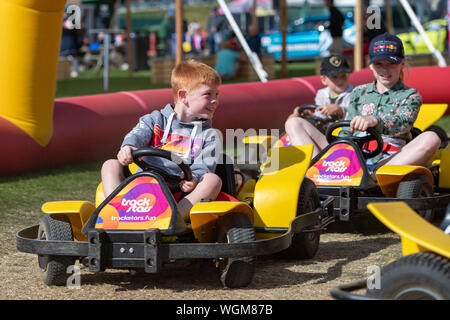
(16, 145, 334, 288)
(330, 201, 450, 300)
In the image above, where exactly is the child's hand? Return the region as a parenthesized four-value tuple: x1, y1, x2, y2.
(350, 116, 378, 132)
(316, 104, 342, 117)
(179, 172, 198, 193)
(117, 145, 137, 166)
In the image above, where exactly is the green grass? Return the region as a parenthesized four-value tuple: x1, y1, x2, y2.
(55, 69, 169, 98)
(275, 61, 317, 78)
(0, 162, 102, 225)
(435, 115, 450, 134)
(55, 61, 317, 98)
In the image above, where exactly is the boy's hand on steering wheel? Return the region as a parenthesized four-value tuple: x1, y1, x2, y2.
(179, 172, 198, 193)
(117, 145, 137, 166)
(316, 104, 342, 117)
(350, 116, 378, 132)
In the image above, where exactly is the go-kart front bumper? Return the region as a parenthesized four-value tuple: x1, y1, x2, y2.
(330, 279, 380, 300)
(318, 185, 450, 221)
(16, 196, 334, 273)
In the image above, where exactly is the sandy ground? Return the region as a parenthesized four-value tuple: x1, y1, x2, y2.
(1, 217, 402, 300)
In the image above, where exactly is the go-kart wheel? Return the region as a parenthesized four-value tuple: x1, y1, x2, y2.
(132, 147, 193, 183)
(366, 252, 450, 300)
(274, 178, 320, 260)
(396, 174, 434, 221)
(37, 214, 76, 286)
(325, 120, 384, 159)
(216, 212, 256, 288)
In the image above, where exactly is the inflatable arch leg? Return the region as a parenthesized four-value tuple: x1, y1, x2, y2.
(0, 0, 66, 147)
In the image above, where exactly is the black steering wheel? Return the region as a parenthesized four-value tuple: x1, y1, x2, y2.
(297, 104, 317, 115)
(296, 104, 324, 122)
(297, 104, 340, 122)
(325, 120, 384, 159)
(132, 147, 193, 184)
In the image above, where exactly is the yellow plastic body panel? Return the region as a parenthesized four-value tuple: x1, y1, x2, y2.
(129, 163, 139, 174)
(0, 0, 66, 146)
(253, 144, 313, 228)
(242, 135, 276, 146)
(413, 104, 448, 131)
(41, 201, 96, 241)
(331, 127, 341, 136)
(439, 145, 450, 188)
(237, 179, 256, 203)
(95, 183, 105, 207)
(189, 201, 254, 243)
(94, 163, 146, 206)
(375, 165, 433, 197)
(367, 202, 450, 258)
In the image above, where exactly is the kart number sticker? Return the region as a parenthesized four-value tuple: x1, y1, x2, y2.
(95, 176, 172, 230)
(306, 143, 363, 186)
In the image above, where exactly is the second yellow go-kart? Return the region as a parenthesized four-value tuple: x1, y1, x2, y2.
(16, 146, 334, 288)
(239, 104, 450, 222)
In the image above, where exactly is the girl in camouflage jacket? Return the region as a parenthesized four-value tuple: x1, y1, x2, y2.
(285, 33, 441, 173)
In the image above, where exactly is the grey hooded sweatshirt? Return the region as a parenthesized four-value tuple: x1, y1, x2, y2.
(121, 104, 222, 179)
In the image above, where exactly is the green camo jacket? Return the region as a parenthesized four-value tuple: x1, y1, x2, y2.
(344, 80, 422, 142)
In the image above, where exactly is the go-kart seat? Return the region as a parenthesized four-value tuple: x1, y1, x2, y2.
(214, 154, 237, 198)
(170, 154, 237, 202)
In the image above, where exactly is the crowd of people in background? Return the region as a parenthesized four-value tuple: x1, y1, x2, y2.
(155, 7, 261, 59)
(59, 2, 399, 81)
(153, 6, 264, 80)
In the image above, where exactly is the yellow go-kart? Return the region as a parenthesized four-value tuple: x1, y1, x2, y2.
(238, 104, 450, 222)
(16, 146, 334, 288)
(330, 201, 450, 300)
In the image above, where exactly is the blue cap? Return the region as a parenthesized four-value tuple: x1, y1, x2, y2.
(369, 33, 405, 64)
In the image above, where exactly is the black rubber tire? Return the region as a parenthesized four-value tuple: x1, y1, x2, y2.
(274, 178, 321, 260)
(216, 212, 256, 288)
(37, 214, 76, 286)
(367, 252, 450, 300)
(396, 174, 434, 221)
(441, 203, 450, 233)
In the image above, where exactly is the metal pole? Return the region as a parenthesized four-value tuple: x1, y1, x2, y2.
(216, 0, 268, 82)
(125, 0, 133, 76)
(384, 0, 394, 34)
(398, 0, 446, 67)
(104, 32, 110, 91)
(354, 0, 363, 71)
(176, 0, 183, 65)
(280, 0, 287, 78)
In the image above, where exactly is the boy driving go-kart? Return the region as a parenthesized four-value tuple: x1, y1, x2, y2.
(16, 59, 335, 289)
(285, 54, 353, 136)
(101, 59, 224, 221)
